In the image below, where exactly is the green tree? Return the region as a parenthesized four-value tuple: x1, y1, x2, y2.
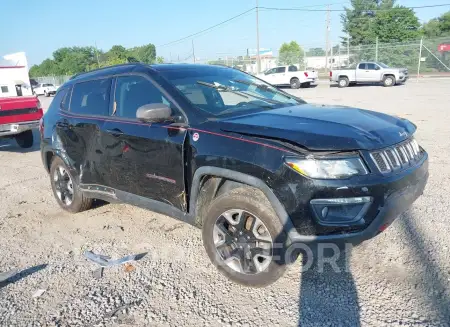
(278, 41, 304, 65)
(156, 56, 164, 64)
(129, 44, 157, 64)
(422, 11, 450, 37)
(306, 48, 325, 56)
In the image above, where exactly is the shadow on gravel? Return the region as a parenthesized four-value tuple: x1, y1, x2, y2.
(0, 264, 48, 289)
(398, 212, 450, 322)
(297, 249, 360, 326)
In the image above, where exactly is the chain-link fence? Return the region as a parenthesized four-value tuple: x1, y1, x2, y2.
(31, 76, 71, 87)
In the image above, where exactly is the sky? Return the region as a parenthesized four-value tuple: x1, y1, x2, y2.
(1, 0, 449, 66)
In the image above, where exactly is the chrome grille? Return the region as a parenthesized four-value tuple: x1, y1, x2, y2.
(370, 138, 424, 174)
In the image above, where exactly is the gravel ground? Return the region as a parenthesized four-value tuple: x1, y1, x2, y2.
(0, 80, 449, 327)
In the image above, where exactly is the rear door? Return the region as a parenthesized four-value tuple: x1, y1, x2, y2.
(58, 78, 113, 186)
(100, 74, 187, 211)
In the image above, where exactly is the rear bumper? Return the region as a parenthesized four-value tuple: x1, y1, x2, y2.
(0, 120, 40, 137)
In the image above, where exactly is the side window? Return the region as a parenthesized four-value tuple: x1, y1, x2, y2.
(70, 78, 112, 116)
(358, 63, 366, 70)
(1, 86, 8, 93)
(114, 75, 171, 119)
(367, 63, 376, 70)
(265, 68, 276, 75)
(288, 66, 298, 72)
(46, 88, 68, 114)
(276, 67, 286, 73)
(61, 87, 72, 111)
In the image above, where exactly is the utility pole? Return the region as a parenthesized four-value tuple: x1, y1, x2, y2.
(94, 41, 100, 68)
(347, 33, 350, 66)
(325, 5, 330, 74)
(375, 36, 379, 62)
(192, 39, 196, 63)
(417, 36, 423, 81)
(256, 0, 261, 74)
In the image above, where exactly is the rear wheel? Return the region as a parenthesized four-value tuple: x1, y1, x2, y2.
(44, 90, 49, 97)
(202, 186, 288, 287)
(338, 77, 349, 88)
(290, 78, 301, 89)
(15, 130, 34, 148)
(50, 157, 93, 213)
(383, 75, 395, 87)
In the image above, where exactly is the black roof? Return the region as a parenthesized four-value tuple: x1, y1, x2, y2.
(66, 63, 234, 86)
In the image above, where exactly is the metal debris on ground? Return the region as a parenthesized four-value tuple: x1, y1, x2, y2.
(32, 289, 46, 298)
(0, 269, 19, 283)
(84, 251, 147, 268)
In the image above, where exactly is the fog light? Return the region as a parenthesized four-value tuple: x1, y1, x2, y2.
(310, 197, 373, 225)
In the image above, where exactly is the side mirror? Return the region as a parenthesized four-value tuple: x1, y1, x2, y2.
(136, 103, 172, 122)
(375, 66, 380, 70)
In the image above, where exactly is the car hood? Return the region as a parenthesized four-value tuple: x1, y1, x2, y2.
(218, 104, 416, 151)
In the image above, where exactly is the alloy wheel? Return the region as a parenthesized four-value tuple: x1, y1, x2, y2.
(213, 209, 273, 274)
(53, 166, 74, 206)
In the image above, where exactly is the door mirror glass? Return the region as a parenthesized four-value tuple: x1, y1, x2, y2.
(136, 103, 172, 122)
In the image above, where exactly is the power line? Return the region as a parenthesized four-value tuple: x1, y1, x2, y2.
(259, 3, 450, 12)
(158, 7, 256, 48)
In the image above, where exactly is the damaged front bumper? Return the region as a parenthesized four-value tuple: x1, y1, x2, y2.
(284, 152, 429, 246)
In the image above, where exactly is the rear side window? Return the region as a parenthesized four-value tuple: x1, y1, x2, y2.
(358, 63, 367, 69)
(288, 65, 298, 72)
(70, 78, 112, 116)
(114, 75, 171, 119)
(1, 86, 8, 93)
(46, 88, 68, 114)
(276, 67, 286, 73)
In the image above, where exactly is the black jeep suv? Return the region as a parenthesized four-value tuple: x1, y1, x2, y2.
(40, 63, 428, 287)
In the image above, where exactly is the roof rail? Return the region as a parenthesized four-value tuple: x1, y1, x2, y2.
(69, 62, 143, 80)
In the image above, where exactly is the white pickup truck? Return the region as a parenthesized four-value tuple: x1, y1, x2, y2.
(330, 62, 409, 88)
(32, 83, 57, 96)
(257, 65, 318, 89)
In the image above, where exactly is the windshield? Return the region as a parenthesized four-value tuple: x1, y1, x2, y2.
(378, 62, 389, 68)
(43, 83, 54, 87)
(160, 66, 304, 117)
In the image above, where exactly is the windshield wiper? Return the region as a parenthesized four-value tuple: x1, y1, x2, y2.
(196, 81, 249, 99)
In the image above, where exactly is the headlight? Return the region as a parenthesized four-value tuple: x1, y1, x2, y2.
(285, 157, 368, 179)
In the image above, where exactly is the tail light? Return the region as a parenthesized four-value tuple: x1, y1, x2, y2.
(330, 71, 333, 77)
(304, 72, 309, 77)
(36, 98, 42, 110)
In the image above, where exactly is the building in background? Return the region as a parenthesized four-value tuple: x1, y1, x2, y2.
(0, 52, 32, 98)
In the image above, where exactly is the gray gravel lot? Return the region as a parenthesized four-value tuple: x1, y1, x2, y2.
(1, 80, 449, 326)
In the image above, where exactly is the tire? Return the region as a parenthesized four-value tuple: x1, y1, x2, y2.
(15, 130, 34, 148)
(338, 77, 349, 88)
(290, 78, 301, 89)
(202, 186, 288, 287)
(44, 91, 49, 97)
(50, 157, 93, 213)
(300, 82, 311, 88)
(383, 75, 395, 87)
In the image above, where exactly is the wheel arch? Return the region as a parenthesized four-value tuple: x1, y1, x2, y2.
(189, 166, 295, 238)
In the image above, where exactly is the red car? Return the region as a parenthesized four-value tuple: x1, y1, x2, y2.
(0, 96, 43, 148)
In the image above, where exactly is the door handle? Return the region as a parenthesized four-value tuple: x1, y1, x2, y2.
(106, 128, 124, 137)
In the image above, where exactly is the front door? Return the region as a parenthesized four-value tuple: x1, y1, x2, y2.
(100, 75, 187, 211)
(273, 66, 286, 85)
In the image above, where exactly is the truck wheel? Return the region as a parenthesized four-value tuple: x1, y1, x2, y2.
(290, 78, 301, 89)
(338, 77, 349, 88)
(50, 157, 93, 213)
(44, 90, 49, 97)
(15, 130, 34, 148)
(202, 186, 288, 287)
(383, 75, 395, 87)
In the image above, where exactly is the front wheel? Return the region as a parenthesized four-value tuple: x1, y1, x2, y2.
(50, 157, 93, 213)
(290, 78, 301, 89)
(202, 186, 288, 287)
(383, 75, 395, 87)
(15, 130, 34, 148)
